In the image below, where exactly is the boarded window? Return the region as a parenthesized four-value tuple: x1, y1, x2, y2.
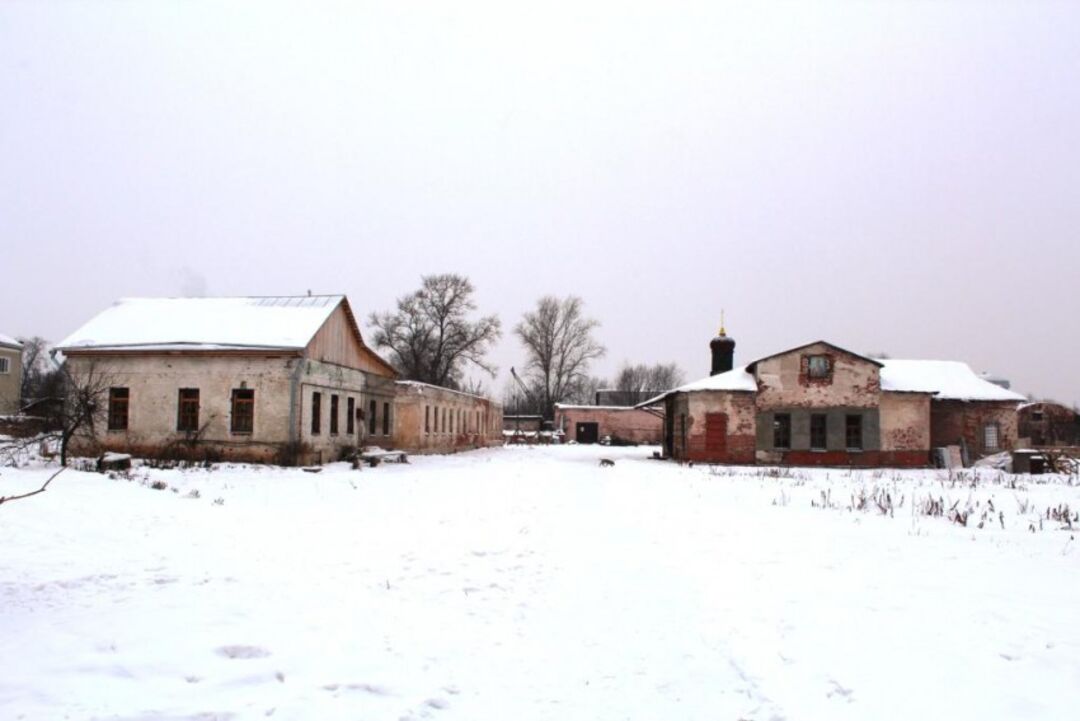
(773, 413, 791, 449)
(108, 387, 129, 431)
(177, 388, 200, 432)
(347, 397, 355, 435)
(845, 414, 863, 450)
(311, 392, 322, 435)
(330, 395, 339, 435)
(383, 401, 391, 435)
(810, 414, 827, 450)
(369, 399, 377, 435)
(231, 389, 254, 433)
(984, 423, 1000, 450)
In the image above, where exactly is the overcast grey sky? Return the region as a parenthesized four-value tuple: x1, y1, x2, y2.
(2, 1, 1078, 404)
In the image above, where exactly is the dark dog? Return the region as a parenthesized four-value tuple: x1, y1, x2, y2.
(599, 458, 615, 467)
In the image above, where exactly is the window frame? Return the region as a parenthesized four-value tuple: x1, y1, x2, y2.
(983, 422, 1000, 451)
(231, 388, 255, 434)
(807, 355, 831, 379)
(810, 413, 828, 451)
(0, 357, 9, 374)
(176, 388, 200, 433)
(108, 387, 130, 431)
(330, 394, 339, 435)
(368, 399, 377, 435)
(347, 397, 355, 435)
(382, 401, 390, 436)
(311, 391, 322, 435)
(773, 413, 791, 450)
(425, 405, 431, 434)
(845, 414, 863, 451)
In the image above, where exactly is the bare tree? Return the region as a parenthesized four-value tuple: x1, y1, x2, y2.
(369, 274, 501, 389)
(602, 363, 683, 406)
(52, 360, 116, 467)
(515, 296, 605, 419)
(17, 336, 53, 405)
(562, 374, 607, 405)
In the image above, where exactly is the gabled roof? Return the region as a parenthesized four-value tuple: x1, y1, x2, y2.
(747, 340, 883, 370)
(636, 365, 758, 407)
(879, 360, 1026, 402)
(57, 295, 347, 352)
(0, 332, 22, 350)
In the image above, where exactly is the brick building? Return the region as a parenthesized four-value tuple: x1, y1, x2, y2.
(640, 330, 1024, 467)
(1018, 401, 1080, 447)
(394, 381, 503, 454)
(554, 404, 663, 445)
(57, 295, 398, 464)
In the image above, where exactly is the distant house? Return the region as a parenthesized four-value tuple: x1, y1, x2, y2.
(56, 296, 398, 464)
(0, 333, 22, 415)
(554, 404, 662, 445)
(1018, 401, 1080, 447)
(640, 330, 1024, 467)
(394, 381, 502, 454)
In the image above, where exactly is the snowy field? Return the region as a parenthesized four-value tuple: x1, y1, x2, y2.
(2, 444, 1079, 721)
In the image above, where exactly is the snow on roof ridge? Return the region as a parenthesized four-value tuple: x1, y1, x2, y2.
(395, 380, 497, 403)
(57, 295, 348, 351)
(0, 332, 22, 348)
(635, 365, 758, 407)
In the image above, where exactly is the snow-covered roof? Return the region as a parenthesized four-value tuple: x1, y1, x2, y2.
(57, 296, 345, 352)
(395, 380, 496, 403)
(636, 365, 758, 407)
(0, 332, 22, 349)
(879, 360, 1026, 402)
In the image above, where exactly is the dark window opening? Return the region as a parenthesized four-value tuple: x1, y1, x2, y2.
(231, 389, 255, 433)
(330, 394, 339, 435)
(845, 414, 863, 450)
(810, 414, 827, 450)
(383, 401, 390, 435)
(425, 405, 431, 434)
(368, 399, 377, 435)
(347, 397, 355, 435)
(311, 392, 322, 435)
(773, 413, 791, 449)
(108, 387, 129, 431)
(177, 388, 200, 432)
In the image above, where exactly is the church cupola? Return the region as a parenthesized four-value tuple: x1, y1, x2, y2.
(709, 313, 735, 376)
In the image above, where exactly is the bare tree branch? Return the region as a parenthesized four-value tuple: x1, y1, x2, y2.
(0, 466, 66, 507)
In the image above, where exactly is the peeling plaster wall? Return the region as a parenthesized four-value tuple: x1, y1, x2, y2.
(931, 399, 1020, 458)
(754, 342, 881, 411)
(880, 392, 931, 452)
(394, 384, 502, 454)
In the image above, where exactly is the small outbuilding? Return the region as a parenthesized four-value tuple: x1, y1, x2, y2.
(0, 333, 23, 415)
(1018, 401, 1080, 447)
(554, 404, 663, 445)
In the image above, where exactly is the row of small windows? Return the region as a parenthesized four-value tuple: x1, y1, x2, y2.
(310, 391, 390, 437)
(423, 405, 487, 435)
(771, 413, 864, 451)
(107, 387, 254, 434)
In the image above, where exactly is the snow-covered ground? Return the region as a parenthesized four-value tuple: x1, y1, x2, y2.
(2, 445, 1078, 721)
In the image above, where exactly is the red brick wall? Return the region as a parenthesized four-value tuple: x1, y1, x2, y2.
(556, 406, 663, 444)
(930, 400, 1019, 457)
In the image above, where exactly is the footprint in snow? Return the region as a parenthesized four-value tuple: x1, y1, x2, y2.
(216, 645, 271, 660)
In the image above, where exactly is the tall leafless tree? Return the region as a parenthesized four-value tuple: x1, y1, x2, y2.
(17, 336, 53, 405)
(515, 296, 605, 419)
(369, 274, 502, 389)
(607, 362, 684, 405)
